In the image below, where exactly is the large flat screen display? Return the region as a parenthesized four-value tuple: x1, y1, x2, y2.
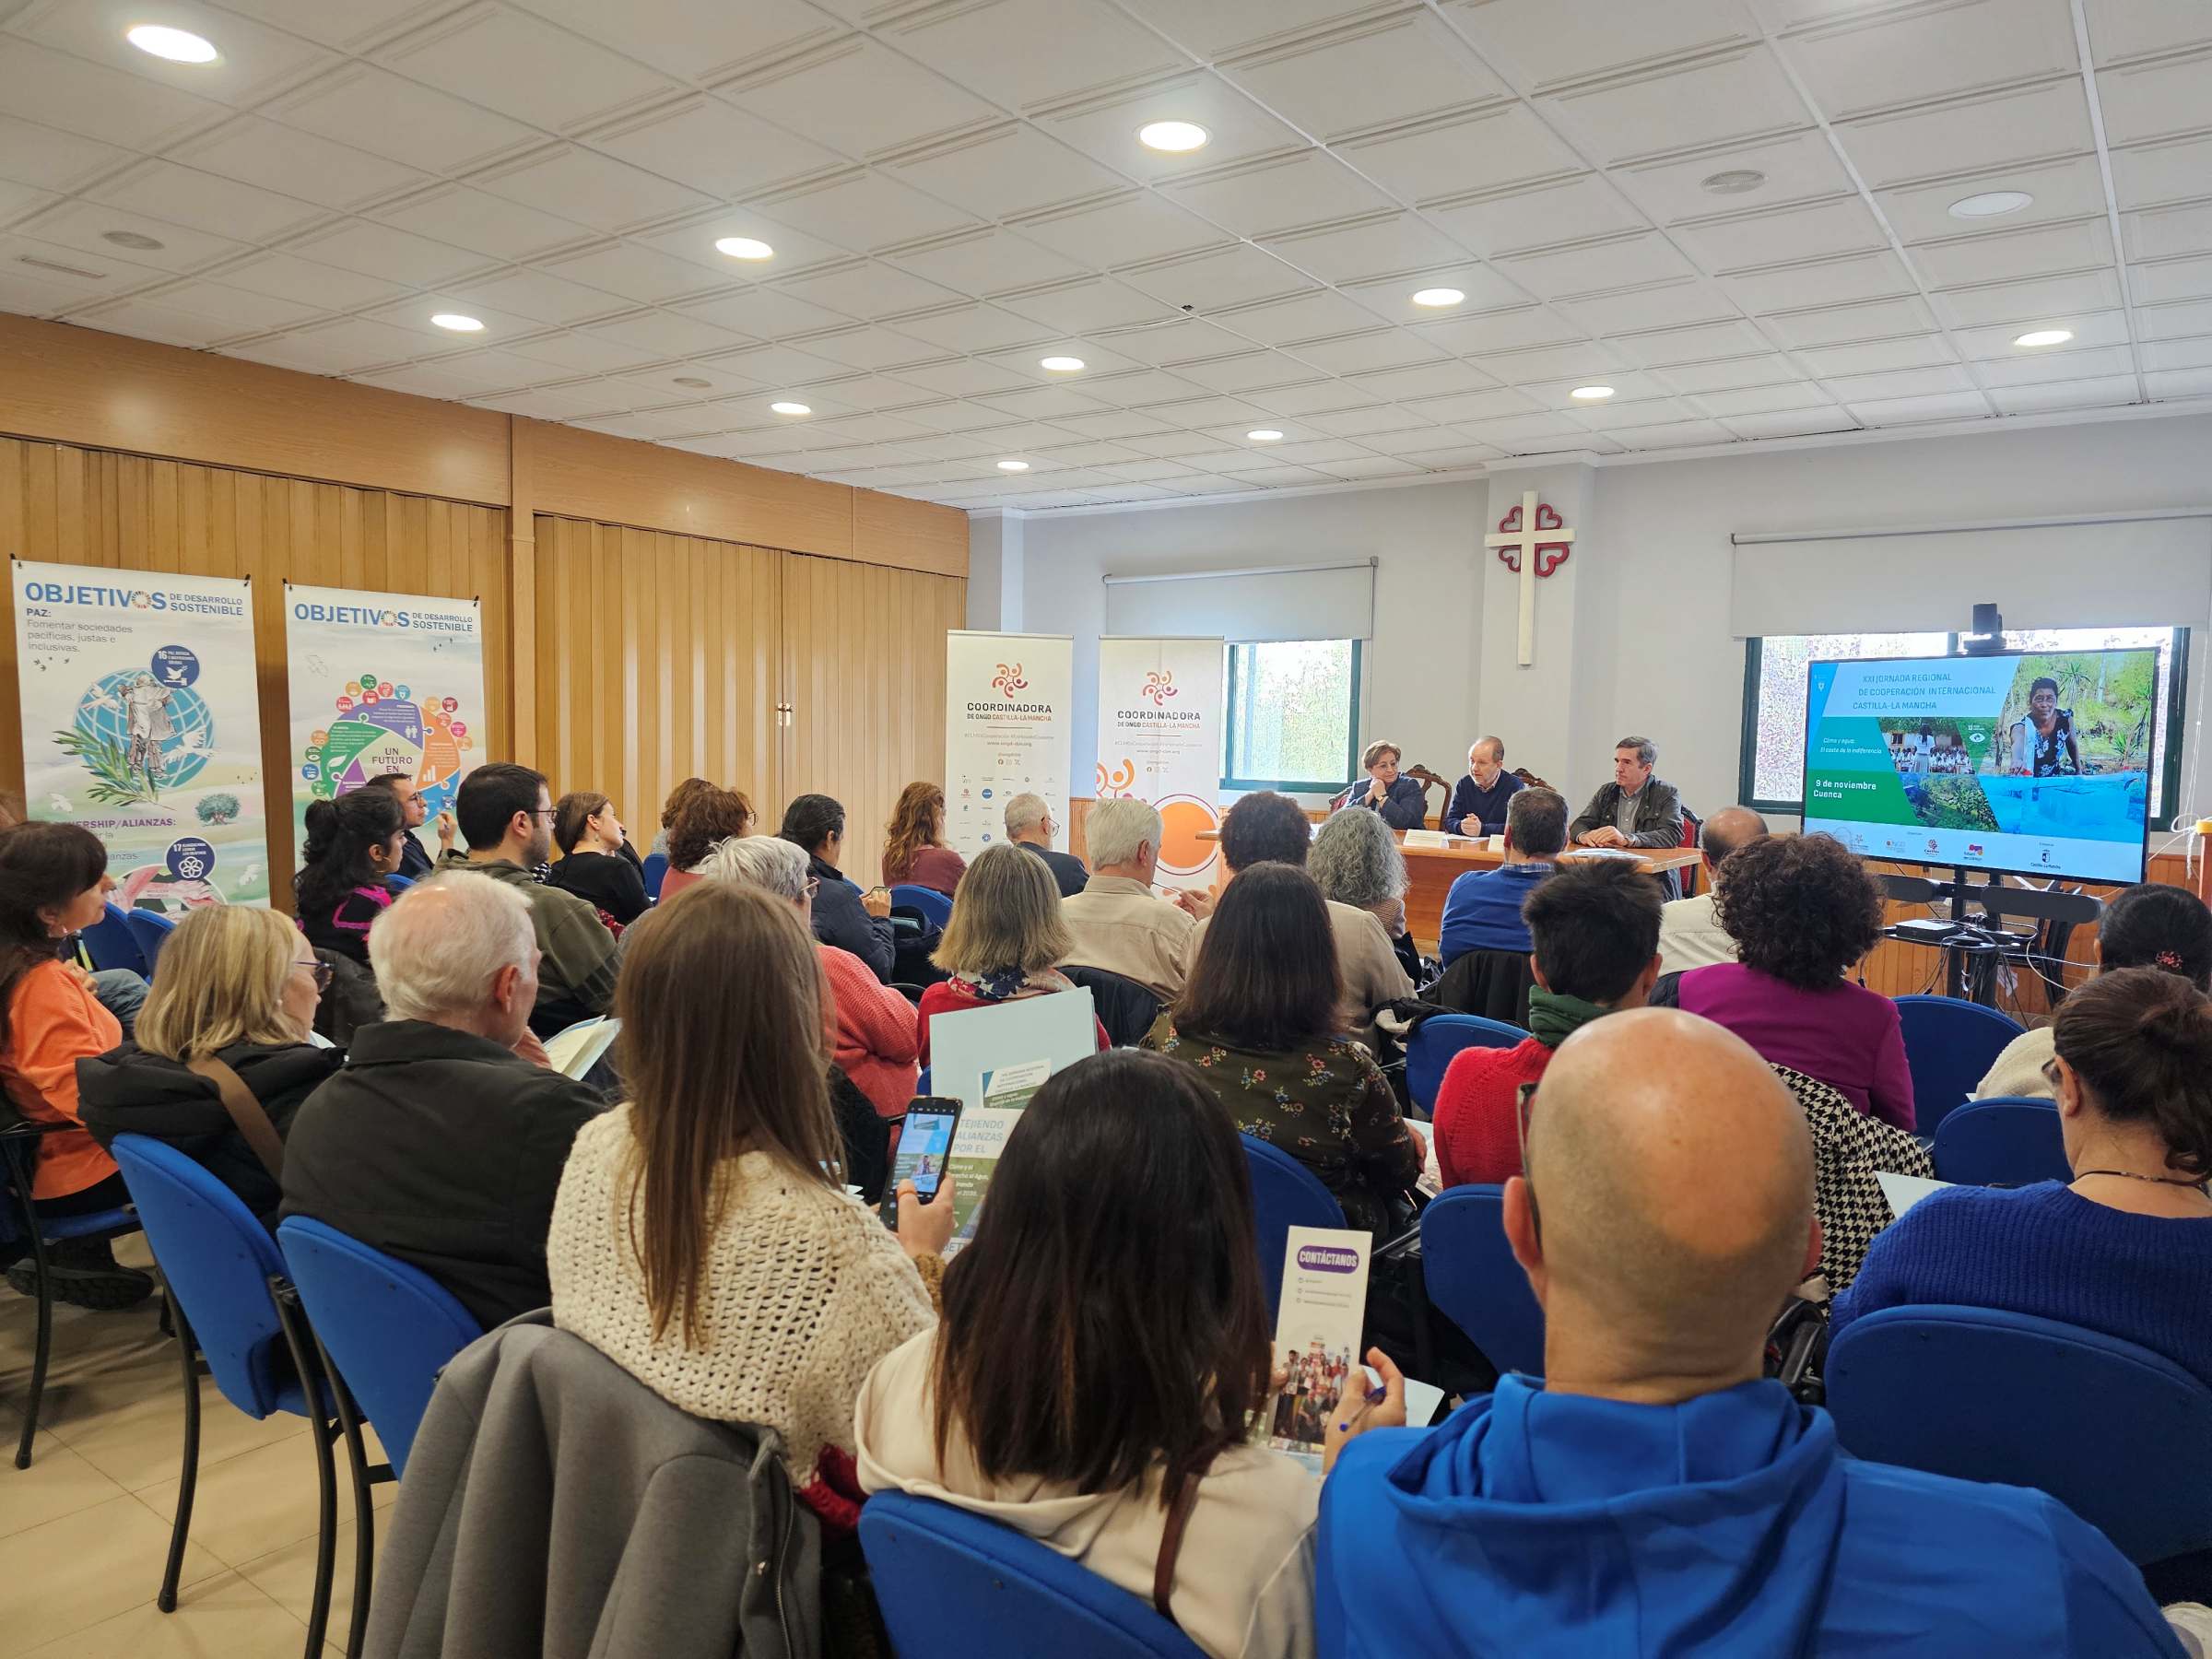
(1801, 648, 2155, 884)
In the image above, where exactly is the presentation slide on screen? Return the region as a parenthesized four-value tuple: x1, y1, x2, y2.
(1802, 650, 2156, 883)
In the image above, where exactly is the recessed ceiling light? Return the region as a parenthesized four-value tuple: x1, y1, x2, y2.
(672, 375, 712, 389)
(101, 230, 164, 251)
(1040, 355, 1085, 371)
(1246, 429, 1285, 441)
(770, 401, 811, 416)
(1411, 288, 1465, 308)
(713, 236, 773, 261)
(1570, 385, 1616, 401)
(1137, 121, 1209, 153)
(997, 459, 1030, 471)
(2014, 328, 2074, 347)
(1700, 169, 1767, 195)
(1949, 190, 2032, 219)
(429, 312, 483, 332)
(126, 24, 218, 63)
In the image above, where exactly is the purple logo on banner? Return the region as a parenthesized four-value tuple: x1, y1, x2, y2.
(1296, 1245, 1361, 1273)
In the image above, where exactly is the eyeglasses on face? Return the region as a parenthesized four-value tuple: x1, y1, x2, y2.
(295, 958, 335, 993)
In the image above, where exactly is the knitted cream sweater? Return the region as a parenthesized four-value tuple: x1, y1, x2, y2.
(547, 1108, 936, 1493)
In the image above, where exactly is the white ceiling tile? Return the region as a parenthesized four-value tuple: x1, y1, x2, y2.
(276, 218, 488, 287)
(206, 249, 407, 311)
(509, 0, 833, 82)
(1672, 197, 1888, 274)
(1346, 359, 1498, 401)
(0, 251, 128, 314)
(771, 261, 968, 320)
(472, 382, 637, 418)
(1282, 326, 1440, 373)
(1213, 288, 1392, 346)
(243, 314, 440, 374)
(0, 113, 131, 193)
(1721, 251, 1917, 313)
(2126, 202, 2212, 264)
(626, 207, 852, 281)
(1338, 104, 1582, 204)
(995, 276, 1173, 332)
(1340, 263, 1536, 321)
(1929, 269, 2124, 327)
(84, 159, 328, 244)
(371, 184, 592, 261)
(2138, 299, 2212, 341)
(2135, 257, 2212, 305)
(742, 173, 977, 261)
(1222, 13, 1509, 141)
(379, 6, 677, 131)
(1877, 157, 2109, 247)
(1121, 243, 1314, 310)
(1042, 71, 1307, 182)
(1264, 214, 1474, 285)
(1091, 316, 1254, 365)
(364, 292, 561, 350)
(0, 37, 226, 150)
(2082, 0, 2212, 64)
(1793, 335, 1958, 378)
(167, 114, 430, 213)
(212, 0, 445, 49)
(1719, 407, 1859, 440)
(581, 309, 755, 359)
(442, 266, 629, 325)
(1688, 380, 1833, 417)
(1764, 294, 1939, 346)
(130, 277, 323, 332)
(1446, 0, 1759, 88)
(724, 38, 997, 159)
(976, 337, 1149, 381)
(890, 0, 1186, 111)
(1601, 418, 1733, 451)
(1830, 80, 2092, 190)
(502, 330, 675, 373)
(894, 124, 1126, 220)
(352, 356, 547, 400)
(1539, 49, 1810, 167)
(1133, 394, 1273, 427)
(1402, 388, 1543, 424)
(1095, 455, 1209, 478)
(881, 228, 1086, 293)
(1512, 367, 1673, 405)
(1317, 455, 1428, 479)
(1301, 404, 1435, 437)
(1609, 319, 1775, 367)
(1115, 0, 1406, 61)
(586, 99, 844, 201)
(887, 302, 1054, 353)
(1819, 363, 1977, 403)
(808, 374, 940, 412)
(1987, 375, 2140, 415)
(18, 0, 336, 106)
(1160, 352, 1310, 394)
(1973, 345, 2136, 387)
(1164, 152, 1397, 240)
(1238, 378, 1386, 415)
(1014, 191, 1230, 269)
(1613, 132, 1856, 225)
(2091, 53, 2212, 147)
(883, 400, 1020, 432)
(539, 241, 725, 303)
(266, 65, 540, 174)
(1654, 351, 1809, 392)
(1051, 409, 1178, 440)
(1555, 281, 1742, 333)
(14, 198, 250, 274)
(1562, 394, 1700, 432)
(790, 324, 947, 372)
(1844, 390, 1992, 425)
(895, 358, 1040, 396)
(972, 384, 1109, 418)
(1426, 175, 1648, 258)
(1216, 463, 1339, 486)
(1406, 305, 1583, 355)
(1777, 0, 2079, 118)
(2139, 336, 2212, 371)
(1912, 218, 2114, 288)
(1496, 232, 1699, 299)
(1950, 311, 2131, 358)
(68, 296, 241, 348)
(1482, 341, 1629, 382)
(2112, 134, 2212, 214)
(477, 146, 715, 234)
(1392, 443, 1506, 469)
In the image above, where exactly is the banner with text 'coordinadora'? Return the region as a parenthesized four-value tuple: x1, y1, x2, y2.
(1094, 636, 1223, 890)
(14, 560, 270, 907)
(945, 632, 1071, 860)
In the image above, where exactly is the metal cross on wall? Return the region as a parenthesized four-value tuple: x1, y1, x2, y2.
(1485, 489, 1575, 667)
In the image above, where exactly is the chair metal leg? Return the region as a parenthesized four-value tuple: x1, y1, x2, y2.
(158, 1298, 201, 1613)
(312, 1325, 378, 1659)
(273, 1280, 336, 1659)
(5, 1142, 51, 1471)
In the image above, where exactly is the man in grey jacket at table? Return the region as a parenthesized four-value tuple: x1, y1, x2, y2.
(1569, 735, 1687, 897)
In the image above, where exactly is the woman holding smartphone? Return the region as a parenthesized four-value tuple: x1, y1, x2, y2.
(856, 1049, 1405, 1659)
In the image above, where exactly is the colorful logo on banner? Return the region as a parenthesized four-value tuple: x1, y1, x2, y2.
(300, 676, 473, 812)
(1141, 670, 1177, 706)
(992, 661, 1028, 699)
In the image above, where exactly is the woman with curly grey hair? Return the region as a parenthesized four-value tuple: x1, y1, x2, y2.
(1308, 807, 1410, 943)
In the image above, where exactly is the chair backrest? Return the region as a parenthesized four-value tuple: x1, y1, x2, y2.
(1933, 1097, 2071, 1188)
(124, 907, 177, 973)
(108, 1134, 294, 1418)
(889, 883, 954, 929)
(1428, 949, 1536, 1028)
(1420, 1185, 1545, 1379)
(1059, 964, 1161, 1047)
(916, 1066, 931, 1096)
(80, 901, 149, 977)
(640, 852, 668, 900)
(1893, 994, 2025, 1137)
(382, 873, 414, 892)
(1241, 1134, 1345, 1317)
(1827, 1304, 2212, 1565)
(277, 1216, 482, 1478)
(1407, 1013, 1524, 1111)
(860, 1490, 1207, 1659)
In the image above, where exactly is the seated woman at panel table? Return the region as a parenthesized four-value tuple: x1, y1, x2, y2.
(1834, 968, 2212, 1387)
(1350, 740, 1430, 833)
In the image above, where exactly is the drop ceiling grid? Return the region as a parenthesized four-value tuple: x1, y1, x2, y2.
(0, 0, 2204, 507)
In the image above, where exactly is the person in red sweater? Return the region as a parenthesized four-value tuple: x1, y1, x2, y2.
(1432, 858, 1665, 1188)
(917, 843, 1108, 1065)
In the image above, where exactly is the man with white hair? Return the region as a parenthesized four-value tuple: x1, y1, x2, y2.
(279, 875, 606, 1329)
(1057, 796, 1209, 1002)
(1003, 791, 1089, 897)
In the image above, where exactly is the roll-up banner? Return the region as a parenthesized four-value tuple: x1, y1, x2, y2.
(13, 559, 271, 906)
(1094, 636, 1225, 891)
(285, 584, 487, 852)
(945, 631, 1072, 859)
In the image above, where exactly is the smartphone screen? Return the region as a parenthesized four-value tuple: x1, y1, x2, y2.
(880, 1098, 961, 1225)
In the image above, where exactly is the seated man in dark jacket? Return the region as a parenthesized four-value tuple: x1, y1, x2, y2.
(280, 874, 606, 1330)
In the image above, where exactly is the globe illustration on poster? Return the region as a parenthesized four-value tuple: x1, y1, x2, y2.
(65, 671, 215, 803)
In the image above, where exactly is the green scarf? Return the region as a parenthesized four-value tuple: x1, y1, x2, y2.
(1526, 986, 1613, 1049)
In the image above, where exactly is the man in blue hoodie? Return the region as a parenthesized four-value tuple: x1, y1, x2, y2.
(1319, 1008, 2184, 1657)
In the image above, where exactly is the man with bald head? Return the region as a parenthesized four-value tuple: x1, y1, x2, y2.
(1656, 805, 1767, 975)
(1319, 1009, 2183, 1655)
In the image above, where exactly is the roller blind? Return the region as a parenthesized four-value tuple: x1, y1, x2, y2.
(1729, 518, 2212, 638)
(1102, 558, 1376, 641)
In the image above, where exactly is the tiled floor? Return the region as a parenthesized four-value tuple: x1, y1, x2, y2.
(0, 1234, 392, 1658)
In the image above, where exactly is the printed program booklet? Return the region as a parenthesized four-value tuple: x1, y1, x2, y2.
(1253, 1225, 1373, 1473)
(542, 1015, 619, 1081)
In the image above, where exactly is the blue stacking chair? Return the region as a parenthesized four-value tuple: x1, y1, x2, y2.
(1933, 1097, 2071, 1188)
(1241, 1134, 1344, 1318)
(641, 852, 668, 900)
(861, 1490, 1206, 1659)
(890, 883, 954, 930)
(0, 1121, 142, 1468)
(1893, 995, 2024, 1137)
(1828, 1304, 2212, 1569)
(110, 1135, 366, 1658)
(382, 874, 414, 893)
(1420, 1185, 1546, 1380)
(916, 1066, 931, 1096)
(277, 1218, 480, 1480)
(123, 908, 178, 976)
(79, 900, 150, 977)
(1406, 1014, 1524, 1112)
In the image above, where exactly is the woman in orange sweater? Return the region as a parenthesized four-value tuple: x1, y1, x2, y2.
(0, 822, 153, 1308)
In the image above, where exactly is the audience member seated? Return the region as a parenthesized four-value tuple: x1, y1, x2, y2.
(294, 786, 406, 964)
(1837, 968, 2212, 1386)
(1320, 1008, 2186, 1655)
(546, 792, 650, 924)
(1432, 860, 1662, 1188)
(438, 763, 621, 1035)
(1353, 739, 1428, 831)
(860, 1049, 1406, 1659)
(649, 776, 712, 856)
(0, 793, 143, 1036)
(699, 835, 920, 1119)
(368, 770, 451, 878)
(1004, 792, 1088, 897)
(280, 877, 605, 1329)
(1974, 883, 2212, 1100)
(1656, 806, 1768, 974)
(0, 823, 151, 1309)
(1057, 796, 1206, 1002)
(549, 881, 955, 1532)
(881, 781, 968, 896)
(1651, 831, 1912, 1132)
(80, 907, 340, 1227)
(1443, 735, 1523, 838)
(1308, 807, 1411, 968)
(1183, 792, 1410, 1038)
(1147, 864, 1419, 1239)
(654, 784, 753, 906)
(781, 793, 894, 983)
(918, 843, 1108, 1065)
(1437, 787, 1567, 965)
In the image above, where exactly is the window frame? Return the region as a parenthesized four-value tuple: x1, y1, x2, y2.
(1219, 637, 1365, 794)
(1739, 628, 2192, 823)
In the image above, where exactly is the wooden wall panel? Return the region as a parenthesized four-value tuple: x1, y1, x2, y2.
(853, 486, 969, 579)
(0, 436, 511, 900)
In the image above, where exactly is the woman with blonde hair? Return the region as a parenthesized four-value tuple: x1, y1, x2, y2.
(548, 881, 956, 1532)
(80, 905, 340, 1226)
(881, 781, 966, 895)
(915, 841, 1107, 1065)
